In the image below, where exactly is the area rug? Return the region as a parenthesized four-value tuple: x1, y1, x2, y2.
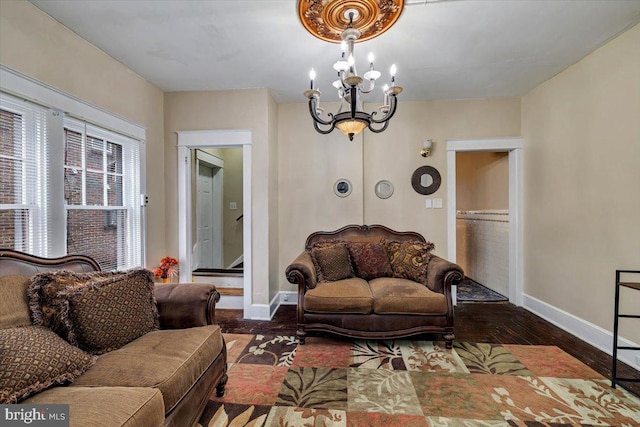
(197, 334, 640, 426)
(457, 278, 508, 302)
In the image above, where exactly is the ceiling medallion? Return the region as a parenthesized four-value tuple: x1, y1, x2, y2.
(298, 0, 405, 43)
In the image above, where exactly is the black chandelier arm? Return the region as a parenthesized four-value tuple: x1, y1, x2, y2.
(308, 97, 334, 126)
(370, 94, 398, 124)
(312, 120, 336, 135)
(368, 120, 390, 134)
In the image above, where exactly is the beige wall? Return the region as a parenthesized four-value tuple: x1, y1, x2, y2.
(267, 93, 280, 303)
(456, 152, 509, 211)
(522, 23, 640, 342)
(278, 98, 521, 291)
(163, 89, 276, 306)
(0, 0, 166, 266)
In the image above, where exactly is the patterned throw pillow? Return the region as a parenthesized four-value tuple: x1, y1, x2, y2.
(57, 269, 159, 354)
(347, 242, 393, 281)
(310, 243, 354, 283)
(387, 240, 435, 284)
(0, 326, 95, 404)
(28, 270, 118, 338)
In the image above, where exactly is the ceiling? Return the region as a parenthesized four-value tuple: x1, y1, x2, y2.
(30, 0, 640, 104)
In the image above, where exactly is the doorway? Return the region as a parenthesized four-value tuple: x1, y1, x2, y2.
(446, 138, 523, 305)
(177, 130, 252, 317)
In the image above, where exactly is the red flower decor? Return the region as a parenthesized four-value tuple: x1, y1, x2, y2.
(153, 256, 179, 279)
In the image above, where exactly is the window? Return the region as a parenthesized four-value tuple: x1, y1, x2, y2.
(0, 96, 47, 255)
(0, 93, 142, 271)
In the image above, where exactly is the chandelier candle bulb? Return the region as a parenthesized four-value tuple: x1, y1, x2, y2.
(390, 64, 397, 85)
(309, 69, 316, 90)
(368, 52, 375, 70)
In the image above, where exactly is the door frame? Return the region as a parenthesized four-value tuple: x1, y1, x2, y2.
(446, 137, 523, 305)
(177, 130, 252, 317)
(195, 150, 224, 269)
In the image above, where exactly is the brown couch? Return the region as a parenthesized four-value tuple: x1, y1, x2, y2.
(286, 225, 464, 348)
(0, 249, 227, 427)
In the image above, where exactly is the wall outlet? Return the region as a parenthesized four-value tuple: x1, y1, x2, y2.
(636, 355, 640, 368)
(283, 294, 289, 302)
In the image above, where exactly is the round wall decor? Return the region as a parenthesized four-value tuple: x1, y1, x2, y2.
(375, 180, 394, 199)
(411, 166, 441, 195)
(334, 179, 352, 198)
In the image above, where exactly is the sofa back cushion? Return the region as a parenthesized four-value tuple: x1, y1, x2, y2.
(347, 242, 393, 281)
(310, 243, 354, 282)
(0, 275, 32, 329)
(387, 241, 435, 284)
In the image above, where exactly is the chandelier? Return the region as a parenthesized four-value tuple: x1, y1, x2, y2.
(298, 0, 405, 141)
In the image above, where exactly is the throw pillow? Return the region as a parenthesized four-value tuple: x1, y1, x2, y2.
(387, 240, 435, 284)
(0, 326, 95, 404)
(28, 270, 118, 338)
(347, 242, 393, 281)
(310, 243, 354, 283)
(57, 269, 159, 354)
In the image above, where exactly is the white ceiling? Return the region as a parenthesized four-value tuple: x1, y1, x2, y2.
(30, 0, 640, 104)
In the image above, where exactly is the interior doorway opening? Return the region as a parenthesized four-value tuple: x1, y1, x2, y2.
(177, 130, 252, 316)
(447, 138, 523, 306)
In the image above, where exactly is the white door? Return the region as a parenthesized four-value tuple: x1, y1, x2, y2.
(197, 164, 216, 268)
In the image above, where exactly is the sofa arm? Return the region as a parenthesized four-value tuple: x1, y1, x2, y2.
(286, 251, 318, 290)
(426, 255, 464, 293)
(154, 283, 220, 329)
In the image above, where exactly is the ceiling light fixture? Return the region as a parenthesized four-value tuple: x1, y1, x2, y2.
(298, 0, 405, 141)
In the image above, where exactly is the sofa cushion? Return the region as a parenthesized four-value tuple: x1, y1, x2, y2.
(387, 240, 435, 284)
(347, 242, 393, 280)
(28, 270, 118, 338)
(369, 277, 447, 315)
(72, 325, 224, 415)
(304, 278, 373, 314)
(0, 326, 95, 404)
(25, 386, 164, 427)
(56, 269, 159, 354)
(310, 243, 354, 282)
(0, 275, 31, 329)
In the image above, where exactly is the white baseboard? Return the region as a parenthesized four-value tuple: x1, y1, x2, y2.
(280, 291, 298, 305)
(522, 293, 639, 369)
(249, 303, 271, 321)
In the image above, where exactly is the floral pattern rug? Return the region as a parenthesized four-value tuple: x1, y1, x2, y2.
(197, 334, 640, 426)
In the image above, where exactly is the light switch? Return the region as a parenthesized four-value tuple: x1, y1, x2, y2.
(433, 198, 443, 209)
(230, 202, 237, 210)
(425, 199, 432, 209)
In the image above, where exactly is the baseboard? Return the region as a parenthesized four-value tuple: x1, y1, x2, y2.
(215, 295, 243, 310)
(522, 293, 639, 369)
(280, 291, 298, 305)
(249, 303, 271, 321)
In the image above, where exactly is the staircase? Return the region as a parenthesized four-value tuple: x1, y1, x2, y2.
(192, 270, 243, 309)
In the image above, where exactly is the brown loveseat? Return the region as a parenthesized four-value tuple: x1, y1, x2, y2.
(0, 249, 227, 427)
(286, 225, 464, 348)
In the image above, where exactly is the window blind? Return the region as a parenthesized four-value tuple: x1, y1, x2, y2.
(63, 117, 141, 270)
(0, 94, 48, 255)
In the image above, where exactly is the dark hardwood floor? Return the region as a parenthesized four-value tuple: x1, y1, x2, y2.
(216, 301, 640, 396)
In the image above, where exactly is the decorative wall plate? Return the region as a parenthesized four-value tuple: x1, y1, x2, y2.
(334, 179, 352, 197)
(375, 180, 394, 199)
(298, 0, 405, 43)
(411, 166, 441, 195)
